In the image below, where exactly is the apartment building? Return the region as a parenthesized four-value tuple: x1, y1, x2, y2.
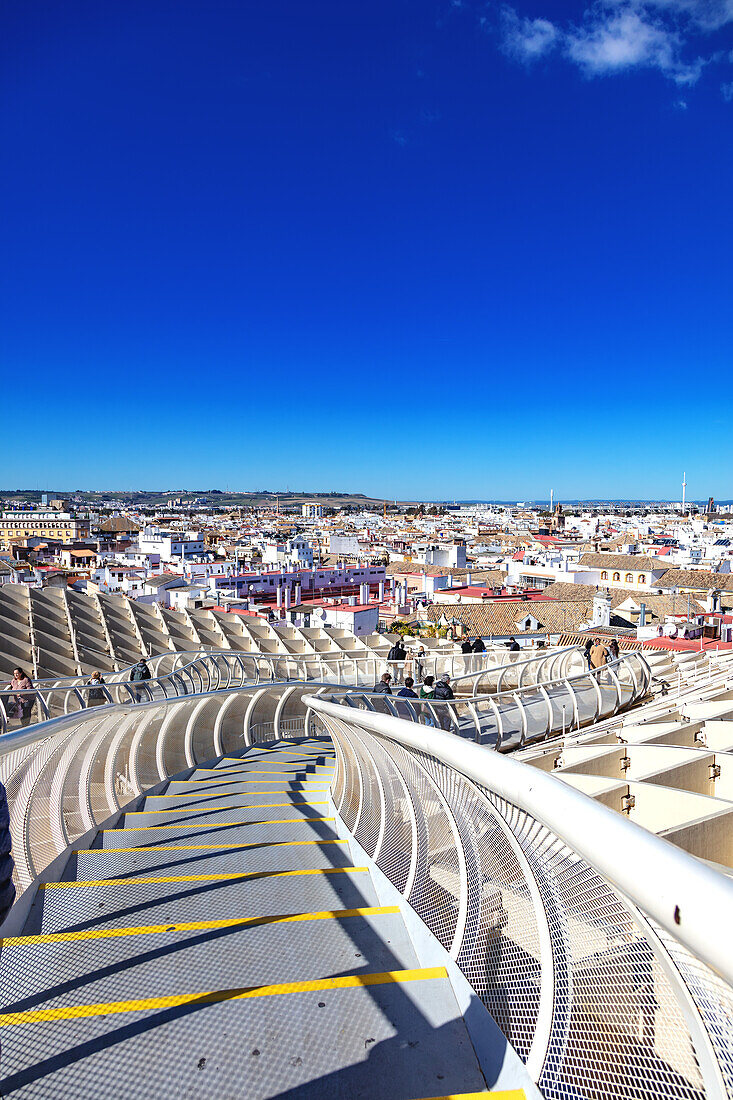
(0, 510, 90, 548)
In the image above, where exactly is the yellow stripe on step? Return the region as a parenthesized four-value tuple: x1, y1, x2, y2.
(104, 817, 335, 831)
(77, 840, 347, 853)
(41, 867, 366, 889)
(127, 803, 329, 814)
(192, 769, 333, 776)
(151, 792, 330, 800)
(158, 783, 330, 792)
(4, 905, 397, 946)
(0, 968, 448, 1026)
(412, 1093, 526, 1100)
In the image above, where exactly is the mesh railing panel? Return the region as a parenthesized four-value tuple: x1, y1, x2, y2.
(417, 755, 543, 1063)
(314, 704, 732, 1100)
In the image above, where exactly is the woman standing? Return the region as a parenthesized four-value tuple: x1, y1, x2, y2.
(87, 671, 107, 706)
(9, 668, 35, 728)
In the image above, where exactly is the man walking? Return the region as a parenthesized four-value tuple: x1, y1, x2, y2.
(129, 657, 152, 702)
(387, 636, 406, 683)
(372, 673, 393, 695)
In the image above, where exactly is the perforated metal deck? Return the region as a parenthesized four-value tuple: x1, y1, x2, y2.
(0, 738, 508, 1099)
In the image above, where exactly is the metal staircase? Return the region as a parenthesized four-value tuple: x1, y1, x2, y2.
(0, 737, 530, 1099)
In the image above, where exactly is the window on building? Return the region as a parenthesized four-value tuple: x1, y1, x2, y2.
(625, 573, 633, 584)
(638, 574, 646, 584)
(613, 572, 620, 581)
(601, 571, 608, 580)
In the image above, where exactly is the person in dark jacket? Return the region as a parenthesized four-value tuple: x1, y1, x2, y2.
(609, 638, 620, 661)
(506, 637, 520, 653)
(395, 677, 418, 718)
(372, 673, 392, 695)
(129, 658, 151, 702)
(472, 637, 485, 653)
(433, 674, 454, 730)
(583, 638, 594, 669)
(0, 780, 16, 926)
(386, 637, 406, 684)
(460, 638, 473, 654)
(433, 674, 454, 701)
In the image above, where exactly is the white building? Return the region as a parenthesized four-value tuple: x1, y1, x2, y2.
(413, 542, 466, 569)
(139, 573, 187, 607)
(301, 502, 324, 519)
(329, 534, 361, 557)
(312, 600, 379, 636)
(168, 584, 211, 612)
(261, 536, 314, 568)
(138, 527, 206, 562)
(90, 563, 147, 597)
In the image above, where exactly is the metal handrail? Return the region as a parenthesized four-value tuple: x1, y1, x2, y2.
(309, 694, 733, 986)
(4, 641, 577, 691)
(449, 644, 584, 692)
(308, 694, 733, 1100)
(0, 645, 650, 741)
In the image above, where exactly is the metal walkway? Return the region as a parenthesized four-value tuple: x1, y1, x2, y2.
(0, 738, 516, 1099)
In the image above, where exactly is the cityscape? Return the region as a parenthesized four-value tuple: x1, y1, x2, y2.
(3, 0, 733, 1095)
(1, 482, 732, 654)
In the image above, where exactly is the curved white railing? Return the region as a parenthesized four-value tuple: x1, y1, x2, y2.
(309, 695, 733, 1100)
(328, 649, 651, 748)
(0, 644, 609, 736)
(0, 647, 651, 893)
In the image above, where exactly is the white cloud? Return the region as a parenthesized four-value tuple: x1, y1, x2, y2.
(621, 0, 733, 32)
(502, 9, 559, 60)
(497, 0, 729, 86)
(565, 8, 704, 83)
(722, 80, 733, 98)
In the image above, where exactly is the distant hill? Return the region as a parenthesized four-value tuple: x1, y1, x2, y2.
(0, 488, 417, 511)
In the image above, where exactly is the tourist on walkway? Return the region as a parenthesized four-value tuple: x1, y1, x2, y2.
(387, 637, 406, 683)
(433, 673, 455, 731)
(609, 638, 620, 662)
(461, 638, 473, 654)
(472, 637, 485, 653)
(415, 646, 426, 682)
(419, 675, 436, 726)
(395, 676, 418, 718)
(434, 673, 455, 701)
(397, 677, 418, 699)
(8, 668, 35, 727)
(584, 638, 594, 669)
(589, 639, 608, 670)
(129, 657, 151, 702)
(506, 637, 520, 653)
(372, 673, 392, 695)
(87, 671, 107, 707)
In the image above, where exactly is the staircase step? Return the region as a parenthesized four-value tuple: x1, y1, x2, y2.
(121, 803, 332, 828)
(2, 907, 418, 1014)
(36, 867, 380, 933)
(77, 838, 349, 879)
(102, 817, 340, 848)
(0, 968, 489, 1100)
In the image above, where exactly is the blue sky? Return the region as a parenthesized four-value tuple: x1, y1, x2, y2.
(1, 0, 731, 501)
